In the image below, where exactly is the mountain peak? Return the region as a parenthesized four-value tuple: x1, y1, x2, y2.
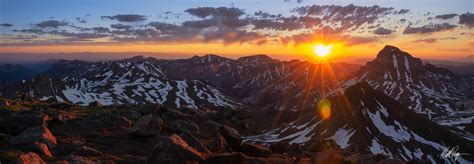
(121, 55, 146, 62)
(237, 54, 274, 63)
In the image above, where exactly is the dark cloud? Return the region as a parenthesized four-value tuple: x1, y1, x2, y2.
(50, 30, 109, 39)
(185, 7, 245, 18)
(110, 24, 132, 30)
(412, 38, 437, 44)
(403, 23, 457, 34)
(36, 20, 70, 28)
(13, 29, 45, 34)
(459, 12, 474, 28)
(101, 14, 146, 22)
(0, 23, 13, 27)
(280, 27, 377, 46)
(372, 27, 393, 35)
(75, 17, 87, 23)
(251, 16, 321, 31)
(292, 4, 404, 32)
(435, 14, 458, 20)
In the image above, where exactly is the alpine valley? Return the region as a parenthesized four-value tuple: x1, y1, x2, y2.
(1, 46, 473, 163)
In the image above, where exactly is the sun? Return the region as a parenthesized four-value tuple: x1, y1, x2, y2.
(313, 44, 332, 57)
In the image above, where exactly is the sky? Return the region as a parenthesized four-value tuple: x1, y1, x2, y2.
(0, 0, 473, 62)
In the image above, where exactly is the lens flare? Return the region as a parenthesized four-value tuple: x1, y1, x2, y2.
(317, 98, 331, 119)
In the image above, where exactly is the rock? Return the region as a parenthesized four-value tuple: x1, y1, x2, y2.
(269, 141, 290, 153)
(304, 139, 339, 152)
(49, 113, 77, 124)
(346, 154, 375, 163)
(204, 152, 292, 164)
(10, 126, 57, 149)
(179, 131, 210, 154)
(170, 119, 200, 135)
(197, 121, 228, 152)
(288, 143, 305, 157)
(219, 125, 242, 151)
(203, 152, 249, 164)
(0, 111, 48, 135)
(58, 155, 96, 163)
(88, 101, 102, 107)
(147, 134, 205, 163)
(71, 146, 102, 157)
(130, 114, 163, 136)
(114, 108, 142, 121)
(28, 142, 53, 157)
(16, 152, 45, 164)
(83, 110, 132, 130)
(378, 159, 404, 164)
(240, 142, 272, 158)
(0, 133, 13, 147)
(314, 150, 347, 163)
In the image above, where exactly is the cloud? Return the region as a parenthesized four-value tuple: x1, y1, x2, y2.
(412, 38, 437, 44)
(110, 24, 132, 30)
(0, 23, 13, 27)
(372, 27, 393, 35)
(36, 20, 70, 28)
(403, 23, 457, 34)
(75, 17, 87, 23)
(101, 14, 146, 22)
(435, 14, 458, 20)
(185, 7, 245, 18)
(280, 27, 377, 46)
(459, 12, 474, 28)
(292, 4, 406, 32)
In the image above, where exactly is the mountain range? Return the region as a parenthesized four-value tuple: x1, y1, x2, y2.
(1, 45, 473, 163)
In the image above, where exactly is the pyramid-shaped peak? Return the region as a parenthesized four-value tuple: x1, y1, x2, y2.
(377, 45, 413, 59)
(237, 54, 274, 63)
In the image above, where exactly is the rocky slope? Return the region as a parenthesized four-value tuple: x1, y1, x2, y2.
(246, 82, 474, 163)
(0, 100, 404, 163)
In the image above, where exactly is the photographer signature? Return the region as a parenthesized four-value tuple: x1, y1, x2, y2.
(440, 146, 470, 161)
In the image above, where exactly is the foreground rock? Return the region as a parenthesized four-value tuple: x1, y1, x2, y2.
(130, 114, 163, 136)
(147, 134, 205, 163)
(15, 152, 45, 164)
(9, 126, 57, 148)
(0, 111, 48, 135)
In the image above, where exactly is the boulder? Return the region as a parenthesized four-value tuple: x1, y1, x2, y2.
(179, 131, 210, 154)
(147, 134, 205, 163)
(16, 152, 45, 164)
(82, 110, 132, 130)
(240, 142, 272, 158)
(170, 119, 200, 135)
(10, 126, 57, 149)
(71, 146, 102, 157)
(269, 141, 290, 153)
(130, 114, 163, 136)
(28, 142, 53, 157)
(197, 121, 228, 152)
(0, 133, 13, 147)
(219, 125, 242, 151)
(288, 143, 305, 157)
(204, 152, 292, 164)
(0, 111, 48, 135)
(203, 152, 249, 164)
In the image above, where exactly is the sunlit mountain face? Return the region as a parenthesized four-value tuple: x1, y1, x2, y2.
(1, 0, 473, 163)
